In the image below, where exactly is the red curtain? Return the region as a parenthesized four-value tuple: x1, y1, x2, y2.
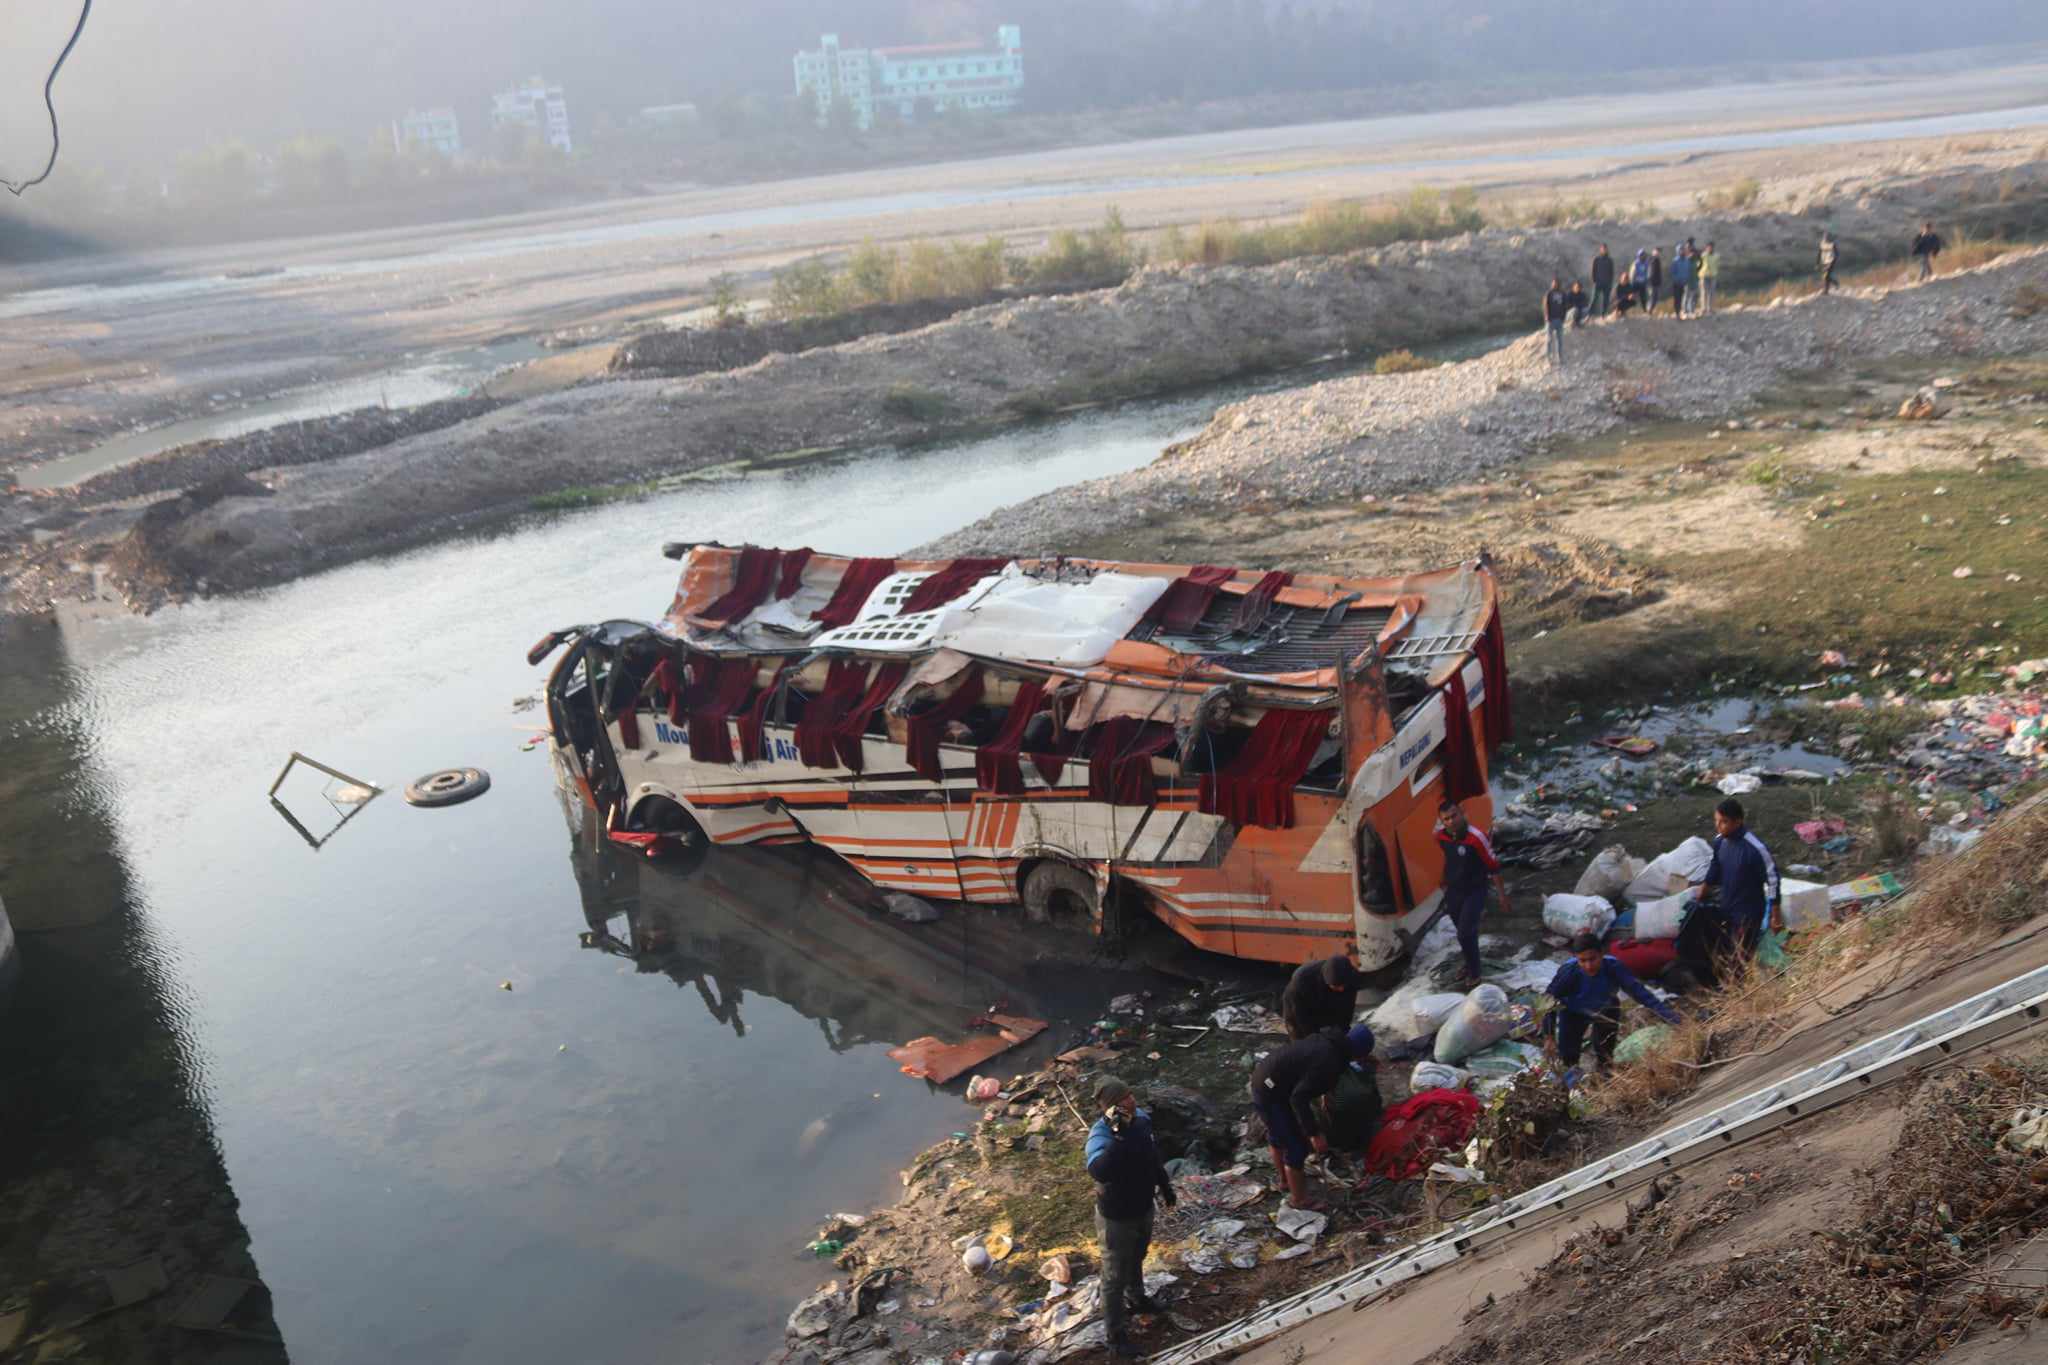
(829, 662, 908, 773)
(1439, 670, 1487, 803)
(775, 547, 814, 600)
(1142, 564, 1236, 632)
(1198, 707, 1332, 829)
(906, 670, 985, 781)
(700, 546, 779, 624)
(975, 680, 1048, 795)
(648, 657, 683, 724)
(899, 557, 1005, 615)
(737, 663, 794, 763)
(1232, 570, 1294, 632)
(795, 659, 870, 769)
(1084, 718, 1176, 806)
(812, 558, 896, 629)
(1031, 726, 1080, 788)
(1474, 608, 1515, 747)
(682, 656, 757, 765)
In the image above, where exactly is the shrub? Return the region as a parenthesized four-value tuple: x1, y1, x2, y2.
(1697, 176, 1763, 212)
(1014, 207, 1143, 291)
(707, 273, 745, 328)
(767, 257, 846, 322)
(880, 383, 952, 422)
(1373, 348, 1436, 375)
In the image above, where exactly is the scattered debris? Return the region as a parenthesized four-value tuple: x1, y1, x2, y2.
(889, 1013, 1049, 1083)
(401, 766, 491, 808)
(1210, 1003, 1287, 1034)
(882, 892, 942, 923)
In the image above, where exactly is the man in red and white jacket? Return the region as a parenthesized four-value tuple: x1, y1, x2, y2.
(1436, 797, 1511, 988)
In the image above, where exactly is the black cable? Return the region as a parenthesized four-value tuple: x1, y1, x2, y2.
(3, 0, 91, 196)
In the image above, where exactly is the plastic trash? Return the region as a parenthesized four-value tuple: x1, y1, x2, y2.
(1755, 930, 1790, 972)
(1632, 892, 1694, 940)
(882, 891, 941, 923)
(1410, 991, 1469, 1036)
(1461, 1039, 1545, 1078)
(1542, 893, 1615, 939)
(1434, 984, 1516, 1064)
(1778, 878, 1833, 930)
(963, 1244, 992, 1275)
(966, 1075, 1002, 1102)
(1716, 772, 1763, 796)
(1574, 844, 1646, 900)
(1613, 1024, 1674, 1065)
(1625, 837, 1714, 901)
(1040, 1254, 1073, 1284)
(1410, 1060, 1471, 1092)
(1272, 1207, 1328, 1243)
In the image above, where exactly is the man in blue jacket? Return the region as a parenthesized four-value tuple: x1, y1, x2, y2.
(1543, 932, 1680, 1084)
(1085, 1076, 1176, 1357)
(1683, 797, 1781, 983)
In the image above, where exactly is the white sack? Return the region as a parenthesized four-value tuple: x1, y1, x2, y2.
(1625, 837, 1715, 901)
(1574, 844, 1646, 900)
(1542, 893, 1615, 939)
(1435, 983, 1516, 1064)
(1633, 892, 1693, 940)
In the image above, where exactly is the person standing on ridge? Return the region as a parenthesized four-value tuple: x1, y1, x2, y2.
(1632, 247, 1652, 308)
(1085, 1077, 1176, 1358)
(1647, 247, 1665, 312)
(1590, 243, 1615, 316)
(1667, 245, 1692, 318)
(1698, 240, 1720, 314)
(1543, 277, 1570, 366)
(1818, 231, 1840, 294)
(1280, 952, 1362, 1040)
(1437, 796, 1510, 987)
(1681, 796, 1781, 984)
(1912, 220, 1944, 281)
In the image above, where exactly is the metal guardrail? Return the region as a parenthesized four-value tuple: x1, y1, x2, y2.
(1156, 960, 2048, 1363)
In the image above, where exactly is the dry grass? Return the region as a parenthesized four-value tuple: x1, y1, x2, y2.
(1872, 793, 2048, 939)
(1373, 348, 1437, 375)
(1153, 187, 1485, 268)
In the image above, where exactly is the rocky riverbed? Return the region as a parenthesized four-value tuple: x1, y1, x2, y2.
(7, 161, 2045, 615)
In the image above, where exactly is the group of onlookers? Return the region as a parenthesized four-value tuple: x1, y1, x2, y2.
(1543, 238, 1721, 365)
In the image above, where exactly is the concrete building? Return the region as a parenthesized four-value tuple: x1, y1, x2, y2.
(794, 25, 1023, 130)
(396, 107, 462, 158)
(491, 77, 572, 154)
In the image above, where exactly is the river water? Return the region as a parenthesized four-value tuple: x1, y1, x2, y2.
(0, 398, 1252, 1362)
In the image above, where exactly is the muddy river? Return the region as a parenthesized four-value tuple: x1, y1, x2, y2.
(0, 399, 1267, 1362)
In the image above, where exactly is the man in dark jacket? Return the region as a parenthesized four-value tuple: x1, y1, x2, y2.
(1590, 243, 1615, 316)
(1566, 280, 1589, 327)
(1281, 953, 1362, 1039)
(1251, 1023, 1375, 1209)
(1085, 1076, 1176, 1357)
(1647, 247, 1665, 311)
(1543, 277, 1569, 367)
(1912, 221, 1944, 280)
(1682, 797, 1781, 984)
(1543, 932, 1680, 1085)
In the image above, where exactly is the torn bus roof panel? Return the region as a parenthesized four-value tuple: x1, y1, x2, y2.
(888, 1013, 1049, 1083)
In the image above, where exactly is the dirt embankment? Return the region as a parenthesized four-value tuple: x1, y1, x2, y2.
(923, 242, 2048, 559)
(11, 163, 2047, 612)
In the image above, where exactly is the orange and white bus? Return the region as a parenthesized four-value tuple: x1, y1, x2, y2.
(532, 544, 1511, 970)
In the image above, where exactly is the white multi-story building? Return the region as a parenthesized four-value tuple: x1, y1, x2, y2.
(794, 25, 1023, 130)
(491, 77, 572, 154)
(396, 107, 461, 158)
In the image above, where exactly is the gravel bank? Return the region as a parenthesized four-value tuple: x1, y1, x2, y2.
(15, 163, 2046, 609)
(921, 246, 2048, 559)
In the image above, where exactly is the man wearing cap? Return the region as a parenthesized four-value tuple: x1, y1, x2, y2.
(1280, 952, 1362, 1040)
(1249, 1023, 1376, 1210)
(1084, 1077, 1176, 1358)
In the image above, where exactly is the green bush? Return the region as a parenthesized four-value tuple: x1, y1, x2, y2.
(767, 257, 846, 322)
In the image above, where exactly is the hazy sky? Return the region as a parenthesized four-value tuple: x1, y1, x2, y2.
(4, 0, 2046, 184)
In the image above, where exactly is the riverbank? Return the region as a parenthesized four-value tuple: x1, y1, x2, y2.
(8, 161, 2048, 617)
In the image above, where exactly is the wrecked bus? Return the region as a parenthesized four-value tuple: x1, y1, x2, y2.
(531, 544, 1511, 970)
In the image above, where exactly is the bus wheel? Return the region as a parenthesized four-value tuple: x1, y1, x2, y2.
(1022, 861, 1098, 927)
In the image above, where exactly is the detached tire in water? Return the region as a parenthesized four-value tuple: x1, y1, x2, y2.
(404, 767, 492, 807)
